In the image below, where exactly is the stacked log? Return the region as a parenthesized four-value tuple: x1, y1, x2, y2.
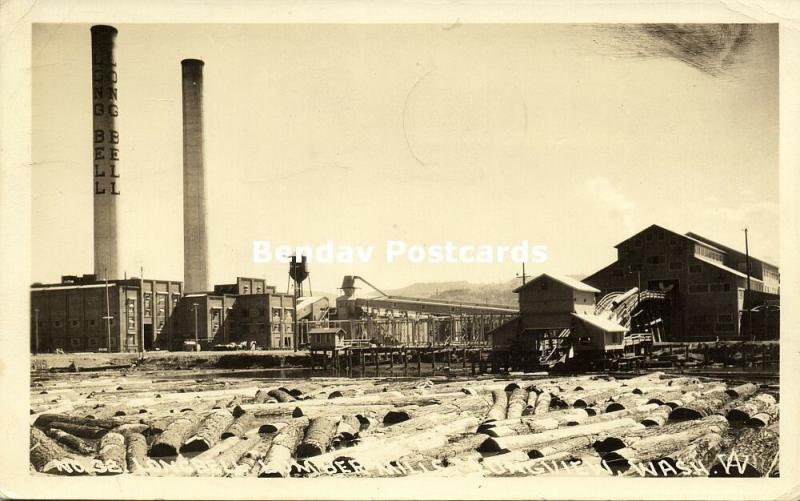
(230, 433, 276, 477)
(149, 410, 201, 457)
(296, 416, 339, 458)
(532, 392, 552, 415)
(485, 390, 508, 421)
(268, 389, 296, 403)
(726, 394, 777, 423)
(259, 419, 309, 477)
(124, 432, 148, 473)
(593, 415, 729, 454)
(97, 432, 126, 474)
(30, 428, 83, 475)
(46, 421, 107, 439)
(725, 383, 758, 399)
(44, 428, 94, 455)
(332, 415, 361, 447)
(601, 417, 728, 472)
(655, 432, 724, 476)
(640, 405, 672, 427)
(527, 435, 593, 459)
(669, 390, 730, 421)
(710, 427, 779, 477)
(478, 417, 642, 453)
(221, 412, 255, 439)
(506, 388, 528, 419)
(747, 402, 779, 428)
(182, 410, 235, 452)
(522, 391, 538, 416)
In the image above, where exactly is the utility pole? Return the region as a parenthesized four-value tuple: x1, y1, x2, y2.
(139, 266, 144, 361)
(192, 302, 199, 349)
(103, 268, 113, 353)
(33, 308, 39, 354)
(744, 227, 753, 340)
(515, 263, 528, 286)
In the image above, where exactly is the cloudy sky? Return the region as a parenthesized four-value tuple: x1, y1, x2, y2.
(32, 24, 778, 293)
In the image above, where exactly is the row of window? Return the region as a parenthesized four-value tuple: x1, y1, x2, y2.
(613, 261, 704, 276)
(40, 318, 115, 328)
(688, 283, 732, 294)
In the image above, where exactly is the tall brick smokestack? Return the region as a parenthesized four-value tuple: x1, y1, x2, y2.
(91, 25, 120, 280)
(181, 59, 209, 292)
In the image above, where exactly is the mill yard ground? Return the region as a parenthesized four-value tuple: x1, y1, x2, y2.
(31, 350, 310, 372)
(30, 339, 780, 374)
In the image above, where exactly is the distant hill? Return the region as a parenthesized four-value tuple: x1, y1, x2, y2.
(375, 274, 589, 307)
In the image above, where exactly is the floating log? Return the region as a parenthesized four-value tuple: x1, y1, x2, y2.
(297, 416, 339, 458)
(486, 390, 508, 421)
(506, 388, 528, 419)
(182, 410, 235, 453)
(726, 394, 777, 423)
(725, 383, 758, 399)
(125, 432, 148, 473)
(30, 427, 83, 475)
(149, 410, 201, 457)
(478, 417, 641, 453)
(97, 432, 126, 474)
(46, 421, 107, 439)
(259, 419, 309, 477)
(710, 427, 779, 477)
(44, 428, 94, 455)
(669, 390, 730, 421)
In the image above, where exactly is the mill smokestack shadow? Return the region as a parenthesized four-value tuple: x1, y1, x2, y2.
(181, 58, 209, 293)
(91, 25, 120, 280)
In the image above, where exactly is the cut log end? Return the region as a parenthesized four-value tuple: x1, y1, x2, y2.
(383, 410, 410, 425)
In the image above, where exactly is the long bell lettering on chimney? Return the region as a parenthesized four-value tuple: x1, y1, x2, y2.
(91, 25, 120, 279)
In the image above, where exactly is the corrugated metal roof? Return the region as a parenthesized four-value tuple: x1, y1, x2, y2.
(693, 255, 763, 282)
(514, 273, 600, 293)
(571, 313, 627, 332)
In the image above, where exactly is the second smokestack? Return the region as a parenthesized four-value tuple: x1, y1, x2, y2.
(181, 59, 209, 292)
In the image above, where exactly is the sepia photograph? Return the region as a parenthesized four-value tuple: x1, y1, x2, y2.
(2, 1, 799, 499)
